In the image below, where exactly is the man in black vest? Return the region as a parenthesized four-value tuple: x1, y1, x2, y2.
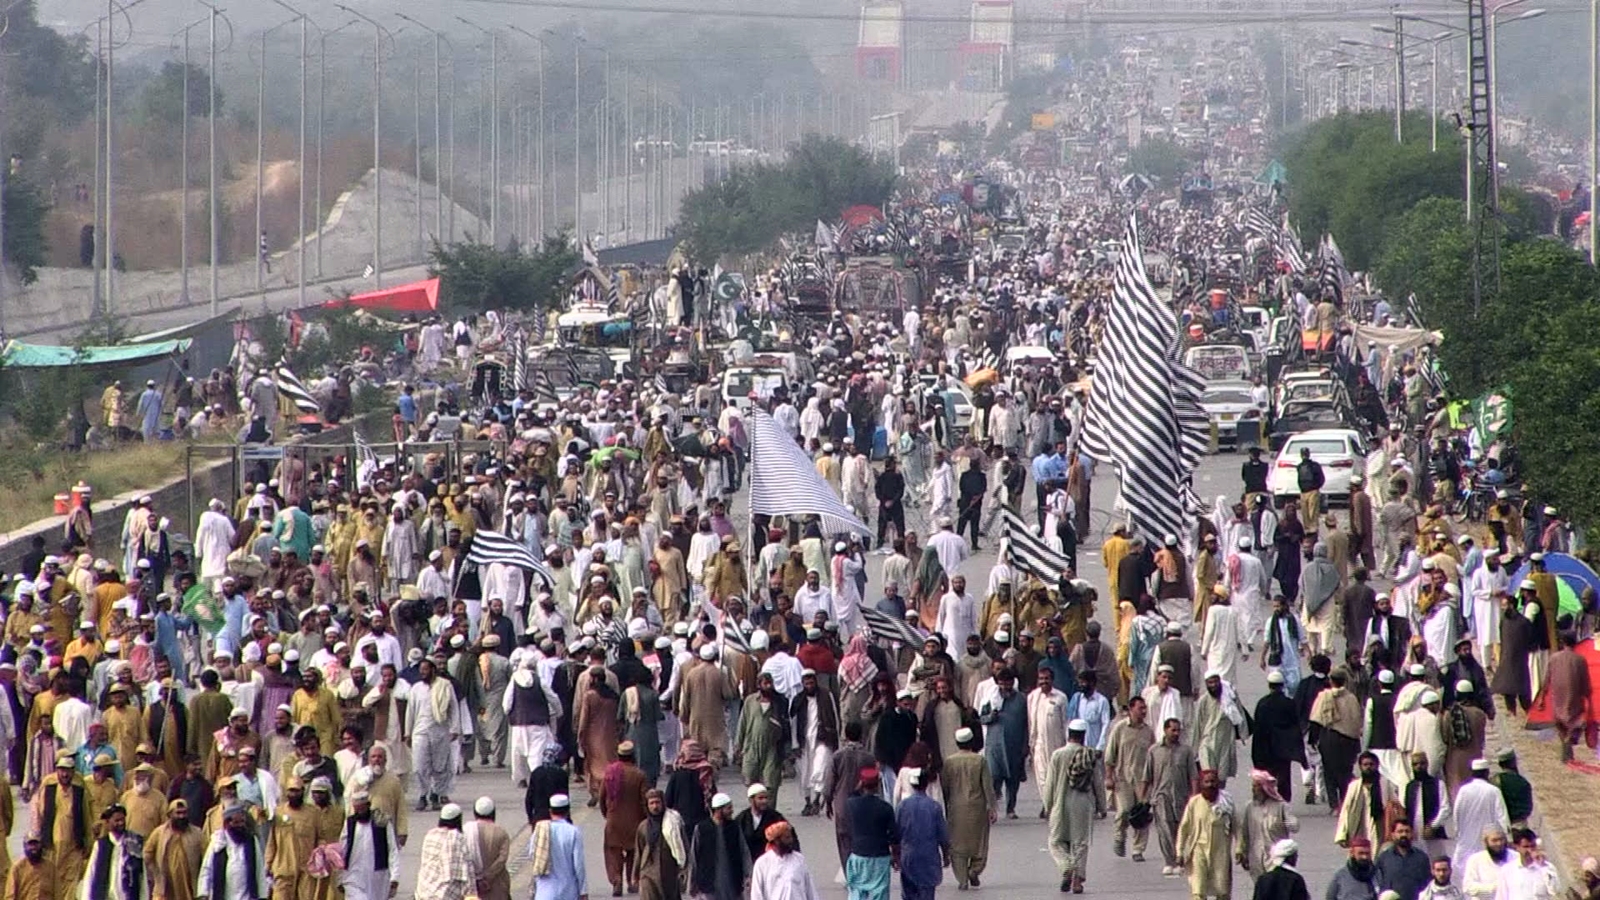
(1403, 750, 1452, 861)
(1365, 669, 1400, 758)
(196, 804, 268, 900)
(687, 794, 748, 900)
(34, 750, 91, 900)
(82, 805, 142, 900)
(1152, 622, 1196, 699)
(734, 783, 792, 862)
(507, 657, 563, 789)
(342, 790, 399, 900)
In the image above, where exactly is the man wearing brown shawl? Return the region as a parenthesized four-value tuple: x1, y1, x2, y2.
(1545, 630, 1592, 763)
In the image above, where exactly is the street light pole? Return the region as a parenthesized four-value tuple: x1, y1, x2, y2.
(1394, 15, 1405, 142)
(174, 16, 208, 309)
(316, 20, 357, 280)
(395, 13, 448, 248)
(268, 0, 308, 309)
(198, 1, 228, 314)
(335, 4, 389, 287)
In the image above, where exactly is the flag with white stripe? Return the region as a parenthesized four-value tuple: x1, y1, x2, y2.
(1279, 214, 1308, 275)
(997, 506, 1074, 581)
(530, 369, 561, 406)
(720, 621, 752, 655)
(465, 527, 556, 589)
(352, 432, 379, 488)
(860, 606, 925, 647)
(508, 328, 528, 393)
(1079, 213, 1209, 546)
(274, 365, 320, 414)
(1318, 234, 1347, 306)
(747, 409, 872, 538)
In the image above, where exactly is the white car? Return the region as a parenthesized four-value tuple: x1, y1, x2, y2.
(1200, 381, 1264, 449)
(1270, 428, 1368, 507)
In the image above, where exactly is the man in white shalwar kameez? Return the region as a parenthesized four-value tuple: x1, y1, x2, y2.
(197, 807, 272, 900)
(841, 453, 873, 525)
(340, 790, 399, 900)
(1225, 538, 1271, 648)
(1028, 668, 1071, 805)
(195, 499, 236, 584)
(928, 456, 956, 523)
(1451, 761, 1510, 880)
(1421, 586, 1463, 669)
(1468, 553, 1509, 663)
(418, 319, 446, 372)
(749, 823, 821, 900)
(504, 656, 564, 786)
(407, 658, 460, 809)
(1200, 595, 1243, 688)
(831, 547, 865, 637)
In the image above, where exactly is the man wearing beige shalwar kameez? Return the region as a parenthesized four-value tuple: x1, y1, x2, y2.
(1176, 770, 1238, 900)
(676, 650, 737, 767)
(1043, 722, 1106, 894)
(1026, 670, 1070, 806)
(938, 729, 995, 890)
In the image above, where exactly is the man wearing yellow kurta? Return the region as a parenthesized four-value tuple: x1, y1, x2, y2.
(289, 671, 342, 756)
(266, 778, 342, 900)
(1176, 770, 1239, 900)
(143, 800, 205, 900)
(1, 834, 53, 900)
(1101, 526, 1132, 625)
(118, 765, 166, 838)
(101, 687, 146, 775)
(30, 752, 91, 900)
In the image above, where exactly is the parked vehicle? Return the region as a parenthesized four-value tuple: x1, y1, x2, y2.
(1269, 428, 1367, 506)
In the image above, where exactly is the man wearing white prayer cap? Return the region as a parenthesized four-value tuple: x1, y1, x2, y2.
(415, 802, 473, 900)
(342, 787, 400, 900)
(465, 796, 512, 900)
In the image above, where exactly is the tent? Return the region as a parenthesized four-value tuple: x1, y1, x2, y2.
(1525, 636, 1600, 737)
(1508, 552, 1597, 617)
(1, 338, 192, 368)
(324, 277, 440, 314)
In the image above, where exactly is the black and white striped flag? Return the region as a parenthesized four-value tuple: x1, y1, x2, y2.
(464, 527, 555, 589)
(973, 346, 1001, 372)
(1242, 205, 1278, 241)
(1280, 214, 1308, 275)
(719, 621, 752, 655)
(530, 369, 561, 406)
(508, 328, 528, 393)
(653, 372, 670, 395)
(860, 606, 925, 647)
(1079, 213, 1209, 546)
(1318, 234, 1347, 306)
(274, 365, 320, 414)
(1404, 293, 1426, 328)
(998, 506, 1074, 581)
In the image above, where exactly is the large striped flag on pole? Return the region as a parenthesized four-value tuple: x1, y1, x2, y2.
(1079, 212, 1209, 546)
(274, 365, 320, 414)
(464, 527, 556, 589)
(860, 607, 925, 647)
(1279, 214, 1308, 275)
(747, 409, 872, 538)
(997, 506, 1074, 581)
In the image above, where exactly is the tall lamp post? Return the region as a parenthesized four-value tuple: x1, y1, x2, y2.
(508, 26, 550, 244)
(334, 4, 395, 288)
(252, 16, 298, 299)
(393, 13, 449, 245)
(456, 17, 500, 248)
(171, 15, 209, 310)
(1487, 3, 1547, 207)
(267, 0, 310, 309)
(316, 19, 358, 280)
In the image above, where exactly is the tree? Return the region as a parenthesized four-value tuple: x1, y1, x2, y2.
(428, 233, 578, 315)
(2, 173, 49, 285)
(677, 134, 896, 261)
(1126, 137, 1199, 187)
(0, 1, 96, 161)
(1281, 111, 1463, 270)
(137, 61, 223, 127)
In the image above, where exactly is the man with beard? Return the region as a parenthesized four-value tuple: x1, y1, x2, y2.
(186, 672, 233, 777)
(954, 635, 991, 707)
(1324, 838, 1381, 900)
(1068, 619, 1124, 706)
(790, 671, 839, 817)
(1462, 826, 1517, 899)
(940, 726, 994, 889)
(144, 800, 204, 900)
(119, 764, 166, 838)
(1401, 749, 1452, 865)
(734, 785, 787, 863)
(1147, 621, 1194, 700)
(33, 751, 91, 900)
(337, 790, 397, 900)
(749, 822, 818, 900)
(195, 805, 269, 900)
(979, 669, 1027, 818)
(871, 690, 918, 796)
(734, 674, 790, 793)
(687, 794, 747, 900)
(1375, 820, 1433, 899)
(263, 777, 328, 900)
(1044, 719, 1105, 894)
(416, 805, 476, 900)
(80, 805, 142, 900)
(634, 790, 685, 900)
(406, 658, 458, 812)
(287, 669, 340, 758)
(5, 833, 54, 900)
(824, 722, 876, 868)
(1175, 769, 1237, 900)
(1251, 671, 1306, 804)
(1335, 752, 1397, 848)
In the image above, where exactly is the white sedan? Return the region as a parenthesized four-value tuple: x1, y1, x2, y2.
(1200, 381, 1265, 449)
(1269, 428, 1368, 507)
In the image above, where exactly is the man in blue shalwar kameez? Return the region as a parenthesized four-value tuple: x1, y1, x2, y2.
(979, 668, 1029, 817)
(895, 769, 950, 900)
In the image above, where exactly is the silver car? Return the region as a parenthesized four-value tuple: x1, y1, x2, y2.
(1201, 381, 1264, 449)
